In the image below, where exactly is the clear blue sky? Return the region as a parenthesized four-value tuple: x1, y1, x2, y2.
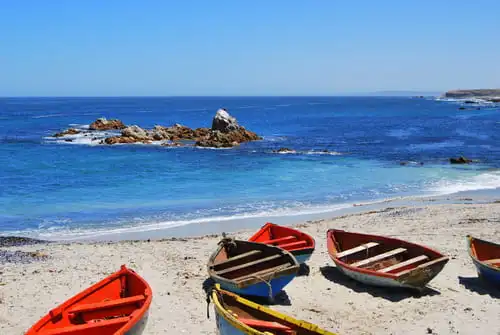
(1, 1, 499, 96)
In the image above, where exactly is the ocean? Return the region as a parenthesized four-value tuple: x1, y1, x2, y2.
(0, 96, 499, 240)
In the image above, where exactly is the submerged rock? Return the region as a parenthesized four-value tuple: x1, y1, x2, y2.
(103, 136, 150, 145)
(273, 147, 296, 154)
(450, 156, 472, 164)
(53, 128, 81, 137)
(89, 117, 126, 130)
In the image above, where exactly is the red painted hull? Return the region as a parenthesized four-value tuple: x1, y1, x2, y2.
(249, 222, 315, 261)
(26, 265, 152, 335)
(327, 229, 448, 290)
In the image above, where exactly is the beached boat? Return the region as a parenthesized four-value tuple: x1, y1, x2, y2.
(211, 284, 337, 335)
(26, 265, 152, 335)
(208, 238, 299, 299)
(248, 222, 315, 264)
(467, 235, 500, 285)
(326, 229, 448, 290)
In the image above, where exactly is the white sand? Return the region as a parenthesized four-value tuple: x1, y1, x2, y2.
(1, 203, 499, 335)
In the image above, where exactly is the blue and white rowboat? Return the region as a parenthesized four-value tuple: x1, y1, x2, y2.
(208, 238, 299, 300)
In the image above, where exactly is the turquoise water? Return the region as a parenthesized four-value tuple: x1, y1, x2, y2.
(0, 96, 499, 240)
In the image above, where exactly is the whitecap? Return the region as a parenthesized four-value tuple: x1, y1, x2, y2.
(409, 140, 463, 150)
(32, 113, 66, 119)
(429, 172, 500, 195)
(387, 128, 419, 139)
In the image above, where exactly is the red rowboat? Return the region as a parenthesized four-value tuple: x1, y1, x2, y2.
(327, 229, 448, 290)
(26, 265, 152, 335)
(249, 222, 315, 264)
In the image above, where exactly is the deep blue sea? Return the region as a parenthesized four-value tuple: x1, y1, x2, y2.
(1, 96, 499, 240)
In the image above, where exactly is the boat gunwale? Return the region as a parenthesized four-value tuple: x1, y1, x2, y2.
(25, 265, 152, 335)
(326, 229, 448, 280)
(211, 284, 337, 335)
(467, 235, 500, 273)
(249, 222, 316, 253)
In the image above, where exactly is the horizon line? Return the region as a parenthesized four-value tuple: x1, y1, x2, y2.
(0, 92, 442, 99)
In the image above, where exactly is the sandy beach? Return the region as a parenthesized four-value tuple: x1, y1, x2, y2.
(1, 202, 499, 335)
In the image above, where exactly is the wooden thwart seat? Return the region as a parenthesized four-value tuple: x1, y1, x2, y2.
(68, 295, 145, 315)
(213, 250, 262, 267)
(68, 295, 144, 323)
(378, 255, 429, 273)
(261, 236, 297, 245)
(351, 248, 407, 268)
(216, 254, 281, 275)
(395, 256, 448, 277)
(279, 240, 308, 250)
(336, 242, 379, 259)
(43, 316, 129, 335)
(234, 264, 290, 283)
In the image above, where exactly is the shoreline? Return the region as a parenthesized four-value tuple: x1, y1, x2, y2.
(2, 187, 499, 243)
(1, 202, 499, 334)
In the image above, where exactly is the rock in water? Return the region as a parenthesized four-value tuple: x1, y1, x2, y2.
(450, 156, 472, 164)
(148, 125, 171, 141)
(89, 117, 126, 130)
(211, 108, 239, 133)
(273, 147, 296, 154)
(121, 125, 149, 140)
(53, 128, 81, 137)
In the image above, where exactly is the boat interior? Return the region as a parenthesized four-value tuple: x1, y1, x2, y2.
(250, 224, 314, 251)
(216, 289, 325, 335)
(330, 230, 447, 277)
(210, 239, 297, 283)
(470, 237, 500, 268)
(35, 270, 148, 335)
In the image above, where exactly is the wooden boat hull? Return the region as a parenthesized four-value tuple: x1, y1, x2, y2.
(248, 222, 315, 264)
(294, 251, 313, 264)
(26, 265, 152, 335)
(213, 273, 296, 299)
(212, 285, 337, 335)
(208, 239, 299, 299)
(327, 229, 448, 290)
(467, 235, 500, 285)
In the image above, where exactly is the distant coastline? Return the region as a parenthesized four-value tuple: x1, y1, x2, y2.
(443, 89, 500, 102)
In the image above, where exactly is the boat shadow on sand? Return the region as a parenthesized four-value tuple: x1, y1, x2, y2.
(297, 263, 310, 276)
(458, 276, 500, 298)
(202, 277, 291, 306)
(320, 266, 440, 302)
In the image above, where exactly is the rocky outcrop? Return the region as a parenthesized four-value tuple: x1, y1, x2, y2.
(194, 110, 261, 147)
(53, 110, 261, 148)
(212, 109, 239, 132)
(89, 118, 126, 130)
(195, 128, 260, 148)
(122, 125, 149, 140)
(53, 128, 81, 137)
(450, 156, 472, 164)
